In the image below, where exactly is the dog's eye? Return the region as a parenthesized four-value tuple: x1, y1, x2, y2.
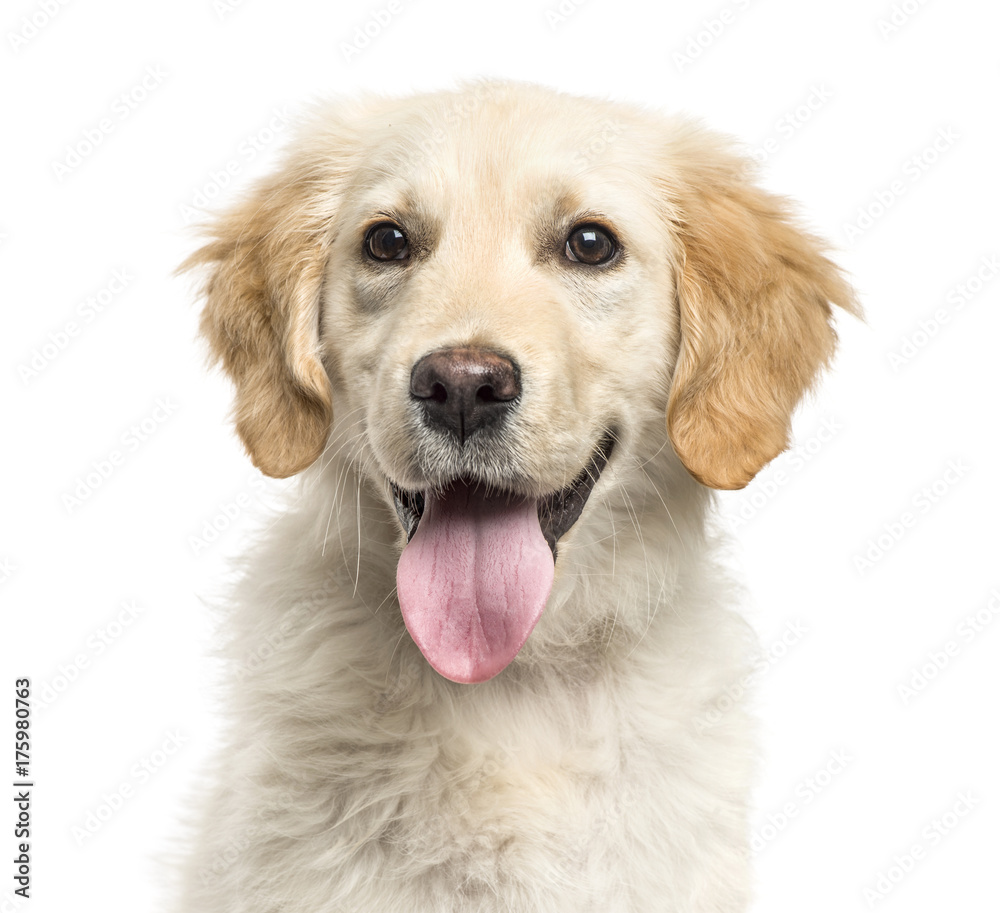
(565, 225, 617, 265)
(365, 223, 410, 261)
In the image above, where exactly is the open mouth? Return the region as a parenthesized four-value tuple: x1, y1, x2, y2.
(390, 432, 616, 685)
(390, 430, 616, 556)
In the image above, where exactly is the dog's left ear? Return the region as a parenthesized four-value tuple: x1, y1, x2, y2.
(661, 129, 860, 490)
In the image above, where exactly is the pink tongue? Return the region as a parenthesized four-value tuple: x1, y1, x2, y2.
(396, 482, 554, 684)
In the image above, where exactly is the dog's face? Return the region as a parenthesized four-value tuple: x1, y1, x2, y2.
(185, 83, 856, 684)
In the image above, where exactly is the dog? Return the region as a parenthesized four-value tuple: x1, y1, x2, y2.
(175, 81, 857, 912)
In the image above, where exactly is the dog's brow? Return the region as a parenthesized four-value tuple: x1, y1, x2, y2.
(359, 195, 432, 232)
(366, 207, 408, 225)
(552, 189, 585, 220)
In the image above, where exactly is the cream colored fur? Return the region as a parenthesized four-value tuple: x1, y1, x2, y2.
(175, 81, 856, 912)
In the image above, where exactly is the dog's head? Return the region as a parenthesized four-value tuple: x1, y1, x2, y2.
(183, 82, 856, 684)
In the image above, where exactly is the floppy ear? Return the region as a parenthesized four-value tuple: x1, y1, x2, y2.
(662, 129, 859, 490)
(179, 152, 338, 479)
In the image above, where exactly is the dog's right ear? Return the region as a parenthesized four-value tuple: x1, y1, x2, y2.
(179, 143, 341, 479)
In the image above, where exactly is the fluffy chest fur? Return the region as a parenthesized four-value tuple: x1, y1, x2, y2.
(184, 472, 756, 913)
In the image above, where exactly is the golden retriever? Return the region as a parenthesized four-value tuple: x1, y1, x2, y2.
(175, 81, 856, 912)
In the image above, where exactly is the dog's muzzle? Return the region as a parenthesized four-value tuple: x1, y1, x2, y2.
(390, 403, 616, 686)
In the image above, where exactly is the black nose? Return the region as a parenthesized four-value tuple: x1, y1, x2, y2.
(410, 347, 521, 444)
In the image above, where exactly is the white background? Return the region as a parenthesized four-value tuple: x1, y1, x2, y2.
(3, 0, 998, 910)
